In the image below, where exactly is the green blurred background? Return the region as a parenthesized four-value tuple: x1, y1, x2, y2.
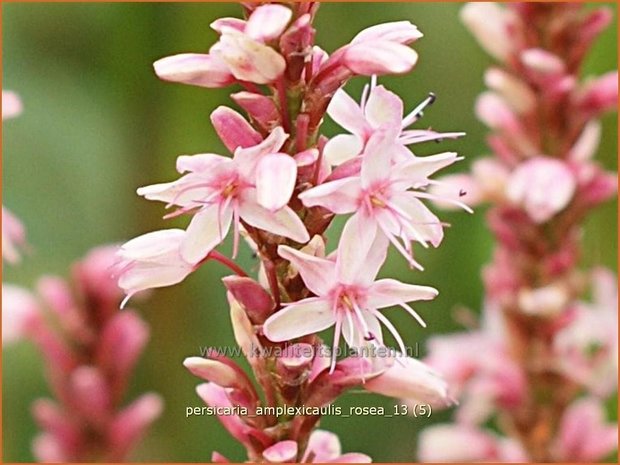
(2, 2, 617, 462)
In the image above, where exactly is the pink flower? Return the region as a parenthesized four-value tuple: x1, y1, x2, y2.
(506, 156, 576, 223)
(301, 130, 466, 269)
(2, 206, 27, 264)
(115, 229, 197, 307)
(154, 4, 291, 86)
(263, 237, 438, 367)
(552, 397, 617, 462)
(418, 424, 528, 462)
(2, 284, 40, 345)
(137, 127, 309, 263)
(2, 90, 23, 120)
(323, 82, 463, 166)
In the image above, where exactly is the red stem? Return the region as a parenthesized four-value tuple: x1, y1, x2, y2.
(206, 251, 249, 277)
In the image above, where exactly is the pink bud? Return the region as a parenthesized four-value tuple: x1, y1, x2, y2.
(70, 366, 111, 424)
(153, 53, 234, 88)
(460, 3, 514, 61)
(520, 48, 565, 75)
(216, 30, 286, 84)
(222, 276, 274, 324)
(2, 284, 40, 345)
(575, 71, 618, 116)
(351, 21, 423, 44)
(244, 4, 292, 42)
(230, 91, 280, 130)
(31, 399, 81, 453)
(107, 393, 163, 461)
(569, 120, 601, 162)
(211, 106, 262, 153)
(96, 311, 149, 396)
(506, 157, 576, 223)
(2, 90, 23, 120)
(32, 433, 69, 463)
(183, 356, 240, 388)
(263, 440, 298, 463)
(228, 291, 262, 360)
(74, 245, 124, 306)
(475, 92, 520, 133)
(256, 153, 298, 211)
(484, 68, 535, 114)
(343, 41, 418, 75)
(212, 451, 230, 463)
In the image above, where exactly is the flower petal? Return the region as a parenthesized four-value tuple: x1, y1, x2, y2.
(336, 213, 379, 285)
(278, 245, 336, 296)
(153, 53, 234, 88)
(239, 199, 309, 243)
(256, 153, 297, 211)
(365, 85, 404, 129)
(263, 298, 335, 342)
(181, 205, 232, 263)
(245, 4, 292, 42)
(368, 278, 438, 308)
(299, 177, 361, 214)
(211, 106, 262, 153)
(323, 134, 364, 166)
(217, 31, 286, 84)
(327, 89, 369, 136)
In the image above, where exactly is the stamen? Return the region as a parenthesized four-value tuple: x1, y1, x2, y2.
(372, 309, 407, 357)
(402, 92, 437, 128)
(399, 301, 427, 328)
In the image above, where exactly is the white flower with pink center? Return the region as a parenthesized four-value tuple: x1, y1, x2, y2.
(263, 235, 438, 368)
(137, 127, 309, 263)
(301, 129, 469, 269)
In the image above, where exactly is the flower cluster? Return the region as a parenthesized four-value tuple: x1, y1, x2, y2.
(2, 247, 163, 461)
(420, 3, 618, 462)
(118, 3, 466, 461)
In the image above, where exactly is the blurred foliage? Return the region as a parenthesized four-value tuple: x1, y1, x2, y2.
(3, 3, 617, 462)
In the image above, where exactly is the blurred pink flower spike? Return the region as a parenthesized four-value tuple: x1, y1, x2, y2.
(2, 90, 23, 120)
(2, 284, 40, 345)
(301, 130, 467, 269)
(115, 229, 197, 308)
(137, 126, 309, 263)
(263, 238, 438, 369)
(552, 397, 618, 462)
(2, 206, 27, 264)
(576, 70, 618, 117)
(154, 4, 292, 86)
